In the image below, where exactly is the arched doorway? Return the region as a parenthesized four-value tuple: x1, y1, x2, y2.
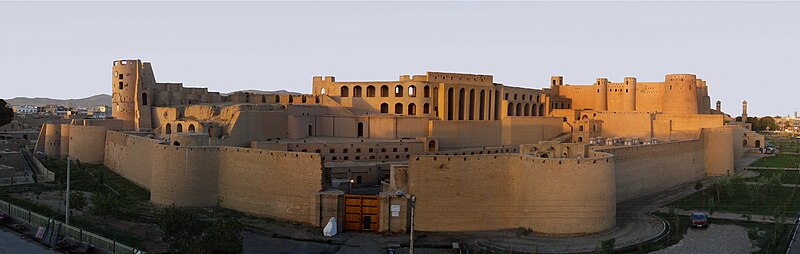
(308, 124, 313, 137)
(177, 123, 183, 133)
(165, 123, 172, 134)
(428, 140, 436, 151)
(755, 140, 761, 148)
(357, 122, 364, 137)
(188, 124, 195, 133)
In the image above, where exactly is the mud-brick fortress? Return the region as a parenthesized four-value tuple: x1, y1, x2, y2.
(36, 59, 764, 235)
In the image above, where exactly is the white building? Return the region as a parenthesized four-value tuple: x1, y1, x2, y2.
(11, 105, 37, 115)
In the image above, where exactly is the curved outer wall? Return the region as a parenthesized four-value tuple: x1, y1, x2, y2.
(67, 125, 107, 164)
(111, 60, 139, 130)
(593, 78, 608, 111)
(702, 126, 735, 175)
(104, 131, 323, 224)
(407, 153, 615, 234)
(59, 124, 71, 158)
(663, 74, 699, 115)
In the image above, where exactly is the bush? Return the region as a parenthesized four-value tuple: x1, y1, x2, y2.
(156, 205, 243, 254)
(69, 191, 87, 211)
(90, 192, 124, 218)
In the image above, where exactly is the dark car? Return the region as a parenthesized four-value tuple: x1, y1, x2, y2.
(690, 212, 709, 228)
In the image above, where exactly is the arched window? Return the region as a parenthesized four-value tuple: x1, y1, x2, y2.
(188, 124, 195, 133)
(561, 102, 565, 109)
(423, 103, 430, 114)
(447, 88, 454, 120)
(289, 96, 294, 103)
(308, 124, 313, 136)
(275, 95, 281, 103)
(507, 102, 514, 116)
(516, 103, 522, 116)
(578, 137, 583, 142)
(468, 89, 475, 120)
(504, 93, 509, 100)
(408, 85, 416, 97)
(177, 123, 183, 133)
(514, 94, 518, 100)
(380, 103, 389, 113)
(246, 94, 250, 102)
(142, 93, 148, 106)
(302, 96, 307, 103)
(366, 85, 376, 97)
(423, 86, 430, 98)
(118, 82, 123, 90)
(357, 122, 364, 137)
(755, 140, 761, 148)
(340, 86, 349, 97)
(522, 94, 526, 101)
(395, 103, 403, 114)
(353, 86, 362, 97)
(524, 103, 530, 116)
(262, 95, 266, 103)
(579, 125, 584, 131)
(395, 85, 404, 97)
(458, 88, 465, 120)
(315, 97, 320, 103)
(320, 88, 326, 95)
(408, 103, 417, 115)
(165, 123, 172, 134)
(592, 125, 597, 132)
(582, 115, 589, 120)
(539, 104, 545, 116)
(479, 90, 486, 120)
(381, 85, 389, 97)
(428, 140, 436, 151)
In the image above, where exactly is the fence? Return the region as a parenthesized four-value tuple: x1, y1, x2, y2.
(21, 146, 55, 182)
(0, 199, 143, 254)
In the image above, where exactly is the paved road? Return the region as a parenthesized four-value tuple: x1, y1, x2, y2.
(0, 227, 52, 254)
(652, 224, 751, 254)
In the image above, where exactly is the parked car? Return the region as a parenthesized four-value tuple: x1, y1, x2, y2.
(690, 212, 709, 228)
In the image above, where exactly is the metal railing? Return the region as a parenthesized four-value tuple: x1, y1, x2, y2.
(0, 199, 143, 254)
(786, 211, 800, 254)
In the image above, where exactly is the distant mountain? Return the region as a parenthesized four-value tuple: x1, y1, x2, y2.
(222, 89, 302, 96)
(4, 94, 111, 108)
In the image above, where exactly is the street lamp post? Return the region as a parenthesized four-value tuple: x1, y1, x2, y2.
(409, 195, 416, 254)
(65, 157, 70, 226)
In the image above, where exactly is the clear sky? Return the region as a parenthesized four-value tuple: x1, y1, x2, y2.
(1, 1, 797, 117)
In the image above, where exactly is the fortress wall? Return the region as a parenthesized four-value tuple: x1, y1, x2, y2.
(732, 126, 744, 159)
(104, 131, 323, 224)
(501, 117, 563, 146)
(396, 117, 430, 139)
(217, 148, 322, 224)
(595, 113, 653, 139)
(429, 121, 502, 149)
(635, 82, 665, 113)
(227, 111, 288, 146)
(150, 146, 219, 207)
(407, 154, 616, 234)
(557, 85, 595, 110)
(59, 124, 71, 158)
(702, 126, 735, 175)
(601, 140, 704, 203)
(66, 125, 107, 164)
(104, 131, 160, 189)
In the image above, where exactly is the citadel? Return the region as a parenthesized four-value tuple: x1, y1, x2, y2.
(36, 59, 764, 235)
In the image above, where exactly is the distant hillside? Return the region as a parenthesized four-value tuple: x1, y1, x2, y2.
(222, 89, 302, 96)
(5, 94, 111, 108)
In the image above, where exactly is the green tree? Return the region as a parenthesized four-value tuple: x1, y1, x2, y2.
(156, 205, 243, 254)
(90, 192, 124, 217)
(69, 191, 87, 211)
(0, 99, 13, 127)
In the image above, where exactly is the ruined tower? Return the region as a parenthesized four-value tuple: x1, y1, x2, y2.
(715, 100, 721, 112)
(593, 78, 608, 111)
(111, 60, 140, 130)
(663, 74, 699, 115)
(742, 100, 748, 121)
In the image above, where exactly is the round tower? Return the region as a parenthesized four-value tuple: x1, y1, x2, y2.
(623, 77, 637, 111)
(111, 60, 140, 130)
(663, 74, 699, 115)
(593, 78, 608, 111)
(715, 100, 721, 112)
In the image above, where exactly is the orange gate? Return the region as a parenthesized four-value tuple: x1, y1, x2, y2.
(344, 194, 380, 232)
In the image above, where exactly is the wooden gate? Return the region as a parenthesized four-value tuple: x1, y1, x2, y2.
(344, 194, 379, 232)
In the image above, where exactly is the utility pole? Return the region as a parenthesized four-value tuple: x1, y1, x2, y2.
(409, 195, 415, 254)
(65, 157, 70, 226)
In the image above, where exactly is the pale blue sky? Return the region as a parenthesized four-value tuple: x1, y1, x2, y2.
(0, 1, 797, 116)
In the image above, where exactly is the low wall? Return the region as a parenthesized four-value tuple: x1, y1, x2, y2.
(103, 131, 323, 224)
(406, 152, 615, 234)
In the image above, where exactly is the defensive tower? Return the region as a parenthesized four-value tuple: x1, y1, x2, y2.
(663, 74, 699, 115)
(111, 60, 141, 130)
(593, 78, 608, 111)
(623, 77, 637, 111)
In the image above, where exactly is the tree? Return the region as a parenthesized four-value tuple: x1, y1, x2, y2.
(0, 99, 13, 127)
(156, 205, 243, 254)
(90, 192, 124, 217)
(69, 191, 87, 211)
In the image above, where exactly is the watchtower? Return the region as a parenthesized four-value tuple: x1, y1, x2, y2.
(592, 78, 608, 111)
(111, 60, 141, 130)
(663, 74, 699, 115)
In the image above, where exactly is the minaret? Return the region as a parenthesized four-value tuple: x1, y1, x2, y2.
(715, 100, 721, 112)
(741, 100, 748, 121)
